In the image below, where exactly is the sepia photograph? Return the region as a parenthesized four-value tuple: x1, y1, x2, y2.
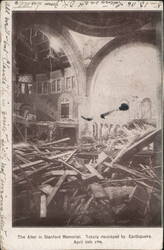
(12, 10, 162, 228)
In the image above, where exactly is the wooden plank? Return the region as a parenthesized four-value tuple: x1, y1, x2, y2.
(63, 174, 97, 188)
(14, 149, 26, 156)
(65, 149, 77, 162)
(23, 148, 77, 157)
(113, 129, 160, 164)
(58, 159, 85, 175)
(136, 180, 160, 194)
(45, 151, 74, 161)
(47, 174, 66, 206)
(31, 144, 43, 154)
(42, 177, 56, 185)
(15, 153, 31, 164)
(102, 177, 152, 187)
(139, 164, 156, 179)
(95, 151, 108, 168)
(104, 162, 149, 179)
(13, 142, 32, 149)
(37, 151, 76, 163)
(40, 137, 70, 147)
(40, 194, 47, 218)
(15, 164, 53, 183)
(83, 196, 94, 211)
(39, 185, 53, 195)
(13, 151, 74, 171)
(14, 159, 44, 171)
(44, 170, 78, 176)
(47, 146, 77, 150)
(77, 152, 98, 157)
(85, 163, 104, 180)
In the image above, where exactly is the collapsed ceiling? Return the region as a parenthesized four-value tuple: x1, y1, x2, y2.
(14, 12, 160, 75)
(16, 27, 70, 74)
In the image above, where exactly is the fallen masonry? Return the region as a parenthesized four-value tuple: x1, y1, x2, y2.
(13, 120, 162, 227)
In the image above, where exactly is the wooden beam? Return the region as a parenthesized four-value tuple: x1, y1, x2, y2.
(104, 161, 148, 179)
(85, 163, 104, 180)
(95, 151, 108, 168)
(15, 154, 31, 164)
(40, 194, 47, 218)
(15, 164, 53, 184)
(102, 177, 152, 186)
(42, 177, 56, 185)
(43, 170, 78, 176)
(47, 174, 66, 206)
(136, 180, 160, 194)
(113, 129, 160, 164)
(59, 159, 85, 176)
(14, 159, 44, 171)
(13, 150, 74, 172)
(20, 147, 77, 157)
(65, 149, 77, 162)
(40, 137, 70, 147)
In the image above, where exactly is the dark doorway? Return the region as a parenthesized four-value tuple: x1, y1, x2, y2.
(56, 127, 77, 145)
(61, 103, 69, 119)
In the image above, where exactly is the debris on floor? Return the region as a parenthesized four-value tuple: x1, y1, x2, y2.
(13, 121, 161, 226)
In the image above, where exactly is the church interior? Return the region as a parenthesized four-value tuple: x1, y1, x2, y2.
(13, 11, 162, 227)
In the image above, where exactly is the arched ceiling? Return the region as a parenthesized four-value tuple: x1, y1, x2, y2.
(13, 11, 161, 75)
(13, 11, 160, 37)
(59, 12, 159, 37)
(86, 29, 159, 95)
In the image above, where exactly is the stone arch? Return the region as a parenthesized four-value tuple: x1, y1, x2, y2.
(87, 30, 158, 96)
(60, 25, 86, 96)
(87, 30, 161, 127)
(60, 12, 154, 37)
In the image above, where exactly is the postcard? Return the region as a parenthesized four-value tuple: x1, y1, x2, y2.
(0, 1, 163, 249)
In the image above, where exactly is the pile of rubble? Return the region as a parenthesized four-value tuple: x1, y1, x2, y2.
(13, 121, 161, 226)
